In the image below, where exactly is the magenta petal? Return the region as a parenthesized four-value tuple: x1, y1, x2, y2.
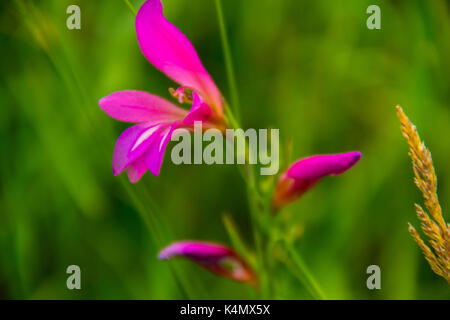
(144, 124, 176, 176)
(112, 123, 163, 176)
(183, 92, 213, 125)
(158, 241, 233, 260)
(135, 0, 223, 115)
(286, 152, 362, 180)
(158, 241, 256, 284)
(99, 90, 187, 123)
(272, 152, 361, 212)
(127, 157, 147, 183)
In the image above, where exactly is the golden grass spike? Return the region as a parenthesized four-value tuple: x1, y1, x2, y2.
(408, 224, 443, 277)
(396, 105, 450, 284)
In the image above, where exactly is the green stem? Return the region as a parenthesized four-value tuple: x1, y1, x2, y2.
(123, 0, 137, 16)
(285, 242, 326, 300)
(215, 0, 241, 121)
(226, 105, 268, 297)
(222, 214, 253, 262)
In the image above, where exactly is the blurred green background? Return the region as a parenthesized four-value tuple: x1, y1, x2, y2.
(0, 0, 449, 299)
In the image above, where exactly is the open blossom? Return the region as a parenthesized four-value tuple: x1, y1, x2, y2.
(158, 241, 256, 284)
(272, 152, 362, 212)
(99, 0, 226, 182)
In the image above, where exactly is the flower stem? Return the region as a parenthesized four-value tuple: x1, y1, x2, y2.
(214, 0, 241, 122)
(285, 241, 326, 300)
(123, 0, 137, 16)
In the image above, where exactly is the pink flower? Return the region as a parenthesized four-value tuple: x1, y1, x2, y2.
(272, 152, 362, 212)
(158, 241, 257, 284)
(99, 0, 226, 182)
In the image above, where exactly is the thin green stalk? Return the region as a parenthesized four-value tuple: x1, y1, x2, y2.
(285, 242, 326, 300)
(215, 0, 241, 121)
(248, 188, 269, 298)
(222, 213, 253, 262)
(123, 0, 137, 16)
(226, 104, 268, 297)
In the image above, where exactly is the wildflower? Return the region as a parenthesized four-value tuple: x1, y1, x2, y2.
(396, 105, 450, 284)
(158, 241, 256, 284)
(271, 152, 362, 212)
(99, 0, 226, 182)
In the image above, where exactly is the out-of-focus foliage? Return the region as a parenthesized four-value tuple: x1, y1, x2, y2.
(0, 0, 449, 299)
